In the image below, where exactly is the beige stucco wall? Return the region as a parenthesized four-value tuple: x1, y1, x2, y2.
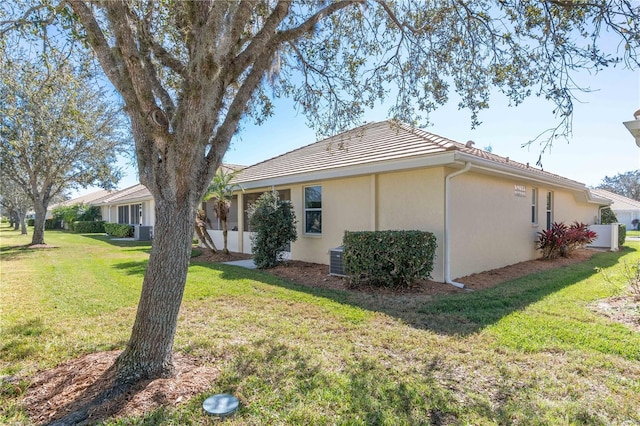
(552, 191, 598, 225)
(281, 169, 447, 281)
(448, 172, 539, 279)
(289, 175, 374, 265)
(447, 173, 601, 279)
(376, 168, 446, 280)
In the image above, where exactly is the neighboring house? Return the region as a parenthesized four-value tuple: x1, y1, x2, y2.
(591, 188, 640, 230)
(92, 184, 155, 230)
(90, 164, 245, 240)
(219, 121, 611, 283)
(29, 189, 115, 221)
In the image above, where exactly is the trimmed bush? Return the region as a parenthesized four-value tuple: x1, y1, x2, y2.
(70, 221, 105, 233)
(104, 222, 134, 238)
(343, 230, 437, 288)
(600, 207, 617, 224)
(44, 219, 60, 230)
(618, 224, 626, 248)
(27, 218, 35, 227)
(247, 191, 298, 269)
(536, 221, 597, 259)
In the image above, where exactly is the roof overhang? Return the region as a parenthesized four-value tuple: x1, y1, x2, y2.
(236, 149, 611, 207)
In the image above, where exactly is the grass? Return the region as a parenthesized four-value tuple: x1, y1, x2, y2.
(1, 224, 639, 425)
(627, 229, 640, 237)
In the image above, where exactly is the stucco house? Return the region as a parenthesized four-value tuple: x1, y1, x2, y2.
(591, 188, 640, 230)
(93, 184, 154, 227)
(216, 121, 611, 284)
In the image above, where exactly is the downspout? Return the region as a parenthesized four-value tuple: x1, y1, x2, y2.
(597, 205, 608, 224)
(444, 162, 472, 288)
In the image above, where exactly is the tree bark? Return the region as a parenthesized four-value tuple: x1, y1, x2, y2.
(221, 211, 229, 254)
(115, 199, 196, 382)
(31, 202, 47, 245)
(18, 211, 27, 235)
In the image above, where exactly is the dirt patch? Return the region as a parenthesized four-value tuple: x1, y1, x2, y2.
(266, 248, 599, 294)
(191, 247, 252, 263)
(20, 351, 217, 425)
(591, 295, 640, 332)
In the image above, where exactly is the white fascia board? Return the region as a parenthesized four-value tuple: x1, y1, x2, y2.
(238, 152, 459, 190)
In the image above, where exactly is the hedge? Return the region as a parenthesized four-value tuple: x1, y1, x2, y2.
(26, 218, 60, 229)
(342, 230, 437, 288)
(70, 221, 106, 233)
(618, 224, 626, 248)
(104, 222, 134, 238)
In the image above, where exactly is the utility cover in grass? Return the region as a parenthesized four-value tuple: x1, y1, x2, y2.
(203, 394, 239, 417)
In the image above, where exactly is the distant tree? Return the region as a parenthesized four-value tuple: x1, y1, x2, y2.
(3, 0, 638, 388)
(0, 49, 128, 245)
(597, 170, 640, 201)
(0, 180, 31, 235)
(203, 168, 244, 254)
(52, 203, 102, 229)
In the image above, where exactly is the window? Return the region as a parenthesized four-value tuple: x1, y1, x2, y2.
(118, 205, 129, 224)
(304, 186, 322, 235)
(531, 188, 538, 225)
(546, 191, 553, 230)
(131, 204, 141, 225)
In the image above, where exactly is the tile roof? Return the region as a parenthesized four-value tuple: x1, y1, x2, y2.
(591, 189, 640, 210)
(90, 164, 246, 205)
(234, 120, 583, 187)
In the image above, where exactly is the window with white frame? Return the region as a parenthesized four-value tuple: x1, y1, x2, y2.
(304, 186, 322, 235)
(131, 204, 142, 225)
(531, 188, 538, 225)
(546, 191, 553, 230)
(118, 205, 129, 224)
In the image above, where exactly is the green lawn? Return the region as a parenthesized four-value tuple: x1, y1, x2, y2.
(1, 225, 639, 425)
(627, 229, 640, 237)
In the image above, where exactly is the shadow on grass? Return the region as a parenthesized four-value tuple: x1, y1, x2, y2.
(0, 243, 60, 261)
(193, 247, 631, 337)
(112, 261, 148, 277)
(80, 234, 152, 253)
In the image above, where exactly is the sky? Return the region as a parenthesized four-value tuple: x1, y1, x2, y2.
(76, 47, 640, 198)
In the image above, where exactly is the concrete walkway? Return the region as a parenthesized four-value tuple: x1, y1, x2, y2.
(222, 259, 257, 269)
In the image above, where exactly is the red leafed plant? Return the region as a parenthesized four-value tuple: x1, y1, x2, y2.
(537, 221, 597, 259)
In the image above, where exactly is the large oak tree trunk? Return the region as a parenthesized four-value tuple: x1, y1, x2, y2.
(115, 199, 196, 382)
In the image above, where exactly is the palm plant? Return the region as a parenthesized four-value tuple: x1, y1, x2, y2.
(203, 168, 243, 254)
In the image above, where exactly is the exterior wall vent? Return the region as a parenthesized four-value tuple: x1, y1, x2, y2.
(329, 246, 346, 277)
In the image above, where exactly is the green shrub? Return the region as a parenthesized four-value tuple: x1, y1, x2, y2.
(343, 230, 437, 288)
(70, 221, 105, 233)
(27, 218, 34, 226)
(44, 219, 60, 230)
(600, 207, 617, 224)
(104, 222, 134, 238)
(247, 191, 298, 269)
(618, 224, 626, 248)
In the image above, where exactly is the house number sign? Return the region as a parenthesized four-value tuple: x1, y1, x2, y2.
(514, 185, 526, 197)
